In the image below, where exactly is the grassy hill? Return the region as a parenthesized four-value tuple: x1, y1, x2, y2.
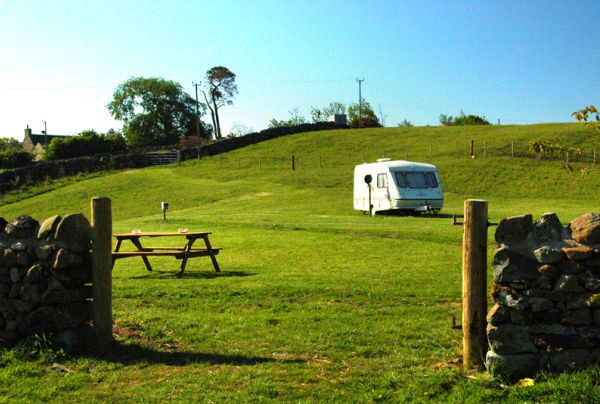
(1, 123, 600, 402)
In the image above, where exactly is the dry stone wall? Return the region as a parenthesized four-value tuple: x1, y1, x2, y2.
(0, 214, 92, 348)
(487, 212, 600, 380)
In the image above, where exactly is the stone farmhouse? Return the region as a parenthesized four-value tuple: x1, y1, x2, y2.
(22, 126, 68, 158)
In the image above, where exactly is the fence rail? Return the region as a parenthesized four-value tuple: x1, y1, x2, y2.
(191, 140, 599, 172)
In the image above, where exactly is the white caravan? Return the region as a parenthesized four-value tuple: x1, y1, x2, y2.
(353, 158, 443, 215)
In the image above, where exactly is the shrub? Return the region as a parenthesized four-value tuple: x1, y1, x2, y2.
(439, 110, 490, 126)
(0, 150, 33, 169)
(46, 130, 127, 160)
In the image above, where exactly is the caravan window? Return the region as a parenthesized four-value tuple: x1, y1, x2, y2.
(393, 172, 407, 188)
(426, 172, 438, 188)
(394, 171, 438, 189)
(377, 173, 388, 188)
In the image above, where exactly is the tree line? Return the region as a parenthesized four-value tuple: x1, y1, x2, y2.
(268, 100, 382, 129)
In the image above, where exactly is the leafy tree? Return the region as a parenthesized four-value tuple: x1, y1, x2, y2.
(398, 119, 413, 127)
(310, 102, 346, 123)
(287, 108, 307, 126)
(310, 107, 325, 123)
(45, 130, 127, 160)
(0, 137, 20, 151)
(439, 110, 490, 126)
(573, 105, 599, 131)
(107, 77, 208, 147)
(268, 119, 288, 129)
(227, 123, 254, 138)
(323, 102, 346, 117)
(348, 101, 381, 128)
(268, 108, 307, 128)
(202, 66, 237, 139)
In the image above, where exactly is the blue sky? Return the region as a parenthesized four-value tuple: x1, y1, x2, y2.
(1, 0, 599, 139)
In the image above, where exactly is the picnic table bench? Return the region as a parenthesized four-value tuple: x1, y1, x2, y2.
(112, 231, 221, 277)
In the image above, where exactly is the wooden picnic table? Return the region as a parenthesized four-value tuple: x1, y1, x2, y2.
(112, 231, 221, 277)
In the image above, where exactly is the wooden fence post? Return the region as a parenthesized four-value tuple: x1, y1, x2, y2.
(292, 155, 296, 171)
(511, 141, 514, 157)
(462, 199, 488, 369)
(91, 197, 113, 351)
(176, 150, 181, 167)
(470, 140, 475, 159)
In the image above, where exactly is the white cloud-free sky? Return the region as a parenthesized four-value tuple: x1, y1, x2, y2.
(1, 0, 599, 139)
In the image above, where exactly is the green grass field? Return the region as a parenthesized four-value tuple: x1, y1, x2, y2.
(1, 123, 600, 402)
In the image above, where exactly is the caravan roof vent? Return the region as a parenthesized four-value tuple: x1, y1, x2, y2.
(376, 158, 391, 162)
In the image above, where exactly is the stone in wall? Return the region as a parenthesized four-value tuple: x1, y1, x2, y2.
(487, 212, 600, 380)
(0, 214, 93, 351)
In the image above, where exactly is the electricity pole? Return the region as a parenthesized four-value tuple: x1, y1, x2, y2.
(193, 82, 201, 163)
(42, 120, 48, 147)
(192, 82, 201, 139)
(356, 78, 364, 128)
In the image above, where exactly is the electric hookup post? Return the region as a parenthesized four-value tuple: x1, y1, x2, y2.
(364, 174, 373, 216)
(161, 201, 169, 221)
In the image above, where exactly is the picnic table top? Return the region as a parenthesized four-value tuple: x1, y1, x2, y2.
(114, 231, 211, 238)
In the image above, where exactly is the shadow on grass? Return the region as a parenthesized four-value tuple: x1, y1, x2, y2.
(89, 341, 304, 366)
(376, 211, 459, 219)
(130, 270, 254, 280)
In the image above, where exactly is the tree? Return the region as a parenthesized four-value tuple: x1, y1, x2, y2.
(398, 119, 413, 127)
(310, 102, 346, 123)
(268, 108, 307, 128)
(348, 101, 381, 128)
(573, 105, 599, 131)
(107, 77, 208, 147)
(202, 66, 238, 139)
(227, 122, 254, 138)
(0, 137, 20, 151)
(439, 110, 490, 126)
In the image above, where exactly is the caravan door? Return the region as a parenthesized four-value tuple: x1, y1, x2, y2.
(372, 172, 392, 211)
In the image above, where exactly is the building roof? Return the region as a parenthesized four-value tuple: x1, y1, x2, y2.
(27, 133, 67, 145)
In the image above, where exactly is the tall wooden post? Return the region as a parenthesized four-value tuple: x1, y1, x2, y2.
(292, 155, 296, 171)
(470, 140, 475, 159)
(462, 199, 488, 369)
(91, 197, 113, 351)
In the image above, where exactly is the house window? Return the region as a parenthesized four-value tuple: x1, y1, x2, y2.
(377, 173, 388, 188)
